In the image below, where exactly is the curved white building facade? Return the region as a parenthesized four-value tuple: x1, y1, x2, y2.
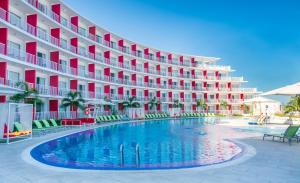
(0, 0, 258, 119)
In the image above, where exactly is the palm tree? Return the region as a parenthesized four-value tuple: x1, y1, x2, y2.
(148, 97, 160, 112)
(172, 99, 183, 108)
(120, 96, 140, 109)
(284, 95, 300, 114)
(10, 82, 43, 115)
(60, 91, 86, 112)
(196, 99, 207, 112)
(220, 100, 228, 110)
(103, 96, 113, 111)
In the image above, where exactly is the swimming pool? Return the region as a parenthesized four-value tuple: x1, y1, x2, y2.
(31, 118, 243, 170)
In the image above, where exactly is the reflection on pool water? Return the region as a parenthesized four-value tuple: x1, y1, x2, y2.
(31, 118, 243, 170)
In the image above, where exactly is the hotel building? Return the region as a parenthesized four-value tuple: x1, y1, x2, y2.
(0, 0, 258, 119)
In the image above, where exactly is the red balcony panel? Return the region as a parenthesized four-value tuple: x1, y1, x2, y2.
(50, 75, 58, 95)
(192, 93, 196, 100)
(0, 0, 9, 21)
(215, 82, 219, 90)
(144, 62, 149, 73)
(156, 91, 161, 98)
(168, 92, 172, 101)
(156, 51, 160, 61)
(191, 57, 196, 66)
(168, 79, 172, 89)
(216, 93, 220, 101)
(156, 78, 161, 87)
(104, 85, 110, 98)
(118, 71, 124, 83)
(169, 104, 172, 109)
(228, 93, 232, 102)
(0, 96, 6, 103)
(70, 16, 78, 32)
(88, 26, 96, 41)
(70, 58, 78, 75)
(118, 87, 124, 95)
(191, 70, 195, 78)
(228, 82, 232, 90)
(118, 55, 124, 67)
(0, 62, 7, 84)
(144, 48, 149, 59)
(88, 64, 95, 78)
(88, 45, 96, 60)
(180, 56, 184, 65)
(0, 28, 8, 55)
(131, 44, 136, 55)
(51, 4, 61, 22)
(156, 64, 160, 74)
(104, 67, 110, 76)
(144, 104, 149, 112)
(104, 33, 110, 47)
(144, 90, 149, 99)
(157, 103, 161, 112)
(27, 14, 37, 36)
(70, 80, 78, 91)
(50, 51, 59, 70)
(168, 54, 172, 63)
(88, 83, 95, 98)
(191, 81, 196, 89)
(50, 28, 60, 46)
(168, 66, 172, 76)
(118, 40, 124, 51)
(131, 74, 136, 85)
(180, 80, 184, 89)
(104, 51, 110, 63)
(240, 93, 244, 100)
(49, 100, 58, 118)
(131, 59, 136, 70)
(203, 70, 207, 78)
(180, 68, 184, 77)
(70, 37, 78, 53)
(26, 42, 37, 64)
(204, 93, 208, 101)
(180, 92, 184, 102)
(25, 70, 36, 88)
(203, 82, 207, 90)
(216, 104, 220, 112)
(144, 76, 149, 87)
(215, 71, 219, 80)
(131, 88, 136, 96)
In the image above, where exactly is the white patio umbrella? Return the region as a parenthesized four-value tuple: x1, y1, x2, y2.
(261, 82, 300, 96)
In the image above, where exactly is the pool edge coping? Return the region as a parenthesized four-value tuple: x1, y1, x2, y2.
(21, 118, 257, 173)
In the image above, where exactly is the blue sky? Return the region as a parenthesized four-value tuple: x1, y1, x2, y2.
(64, 0, 300, 101)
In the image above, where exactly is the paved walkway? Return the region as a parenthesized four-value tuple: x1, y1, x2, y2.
(0, 123, 299, 183)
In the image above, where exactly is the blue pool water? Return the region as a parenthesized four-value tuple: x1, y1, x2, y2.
(31, 118, 243, 170)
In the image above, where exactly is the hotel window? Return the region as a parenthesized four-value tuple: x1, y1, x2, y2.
(137, 77, 142, 85)
(78, 84, 85, 92)
(36, 77, 46, 87)
(138, 91, 143, 98)
(59, 59, 67, 72)
(126, 90, 130, 96)
(96, 35, 103, 43)
(60, 38, 68, 49)
(78, 27, 87, 37)
(110, 41, 116, 49)
(96, 70, 102, 79)
(149, 53, 154, 60)
(59, 81, 67, 89)
(61, 16, 68, 27)
(78, 65, 86, 76)
(110, 89, 115, 95)
(7, 71, 20, 82)
(137, 50, 142, 57)
(8, 41, 20, 58)
(9, 12, 21, 27)
(96, 87, 102, 95)
(37, 27, 47, 41)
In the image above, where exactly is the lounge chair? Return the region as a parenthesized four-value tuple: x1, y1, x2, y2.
(263, 125, 300, 145)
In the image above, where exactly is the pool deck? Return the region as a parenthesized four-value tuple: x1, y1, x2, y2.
(0, 121, 299, 183)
